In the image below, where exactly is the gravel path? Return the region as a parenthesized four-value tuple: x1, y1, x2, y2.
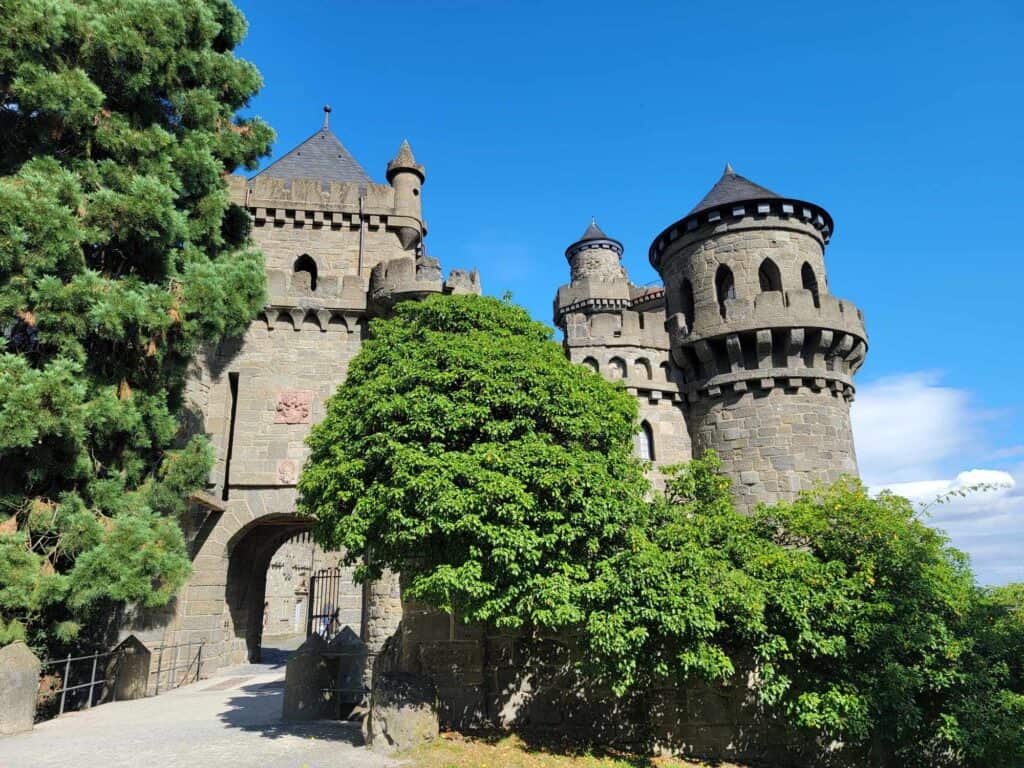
(0, 641, 393, 768)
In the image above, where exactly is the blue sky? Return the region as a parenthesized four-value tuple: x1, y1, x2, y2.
(234, 0, 1023, 583)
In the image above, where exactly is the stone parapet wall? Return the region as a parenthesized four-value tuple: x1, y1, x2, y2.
(394, 602, 847, 766)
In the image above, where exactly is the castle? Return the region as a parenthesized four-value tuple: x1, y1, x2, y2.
(140, 108, 867, 706)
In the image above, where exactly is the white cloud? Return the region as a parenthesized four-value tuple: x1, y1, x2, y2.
(854, 374, 1024, 586)
(851, 372, 981, 484)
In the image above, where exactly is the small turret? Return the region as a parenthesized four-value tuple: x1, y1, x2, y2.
(564, 218, 626, 282)
(386, 139, 425, 236)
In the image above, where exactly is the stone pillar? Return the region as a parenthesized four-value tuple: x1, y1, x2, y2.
(111, 635, 152, 701)
(0, 642, 41, 735)
(361, 568, 402, 688)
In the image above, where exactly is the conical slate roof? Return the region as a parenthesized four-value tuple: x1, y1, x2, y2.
(688, 163, 779, 215)
(252, 125, 373, 189)
(578, 217, 611, 242)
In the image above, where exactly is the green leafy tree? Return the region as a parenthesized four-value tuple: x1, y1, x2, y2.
(0, 0, 273, 652)
(299, 294, 650, 630)
(587, 461, 1024, 766)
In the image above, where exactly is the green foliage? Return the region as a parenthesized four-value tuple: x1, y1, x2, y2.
(0, 0, 272, 654)
(586, 462, 1024, 766)
(299, 291, 1023, 764)
(299, 294, 650, 630)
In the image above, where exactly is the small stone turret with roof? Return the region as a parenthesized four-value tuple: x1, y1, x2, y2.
(554, 220, 692, 473)
(648, 164, 867, 511)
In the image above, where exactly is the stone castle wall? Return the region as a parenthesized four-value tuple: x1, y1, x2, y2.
(690, 386, 858, 511)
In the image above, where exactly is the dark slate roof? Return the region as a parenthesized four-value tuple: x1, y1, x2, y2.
(688, 163, 780, 215)
(251, 127, 373, 188)
(578, 218, 611, 242)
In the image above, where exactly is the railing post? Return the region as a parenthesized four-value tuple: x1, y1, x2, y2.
(154, 645, 164, 696)
(59, 653, 71, 715)
(306, 572, 316, 638)
(86, 653, 99, 708)
(196, 640, 204, 682)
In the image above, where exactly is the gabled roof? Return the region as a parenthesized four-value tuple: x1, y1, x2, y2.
(688, 162, 779, 215)
(251, 127, 373, 188)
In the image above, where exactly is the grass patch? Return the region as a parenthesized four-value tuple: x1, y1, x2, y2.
(404, 732, 748, 768)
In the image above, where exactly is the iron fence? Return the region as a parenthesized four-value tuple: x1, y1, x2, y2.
(307, 567, 347, 642)
(151, 639, 205, 695)
(39, 649, 119, 717)
(37, 638, 205, 721)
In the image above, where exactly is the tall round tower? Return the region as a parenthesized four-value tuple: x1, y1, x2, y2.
(650, 164, 867, 511)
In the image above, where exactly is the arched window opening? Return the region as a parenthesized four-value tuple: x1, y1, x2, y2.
(581, 356, 599, 373)
(293, 254, 318, 292)
(634, 358, 652, 380)
(608, 357, 626, 380)
(801, 262, 820, 307)
(758, 258, 783, 292)
(635, 421, 655, 462)
(715, 265, 735, 319)
(680, 278, 695, 331)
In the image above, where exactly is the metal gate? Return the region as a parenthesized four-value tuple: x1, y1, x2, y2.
(306, 567, 348, 642)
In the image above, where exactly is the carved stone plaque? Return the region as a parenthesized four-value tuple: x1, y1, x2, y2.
(277, 459, 299, 485)
(275, 390, 313, 424)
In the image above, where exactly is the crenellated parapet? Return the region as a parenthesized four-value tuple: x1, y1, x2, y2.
(666, 288, 867, 401)
(368, 254, 481, 315)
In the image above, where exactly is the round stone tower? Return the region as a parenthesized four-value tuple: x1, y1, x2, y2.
(566, 218, 628, 282)
(650, 164, 868, 511)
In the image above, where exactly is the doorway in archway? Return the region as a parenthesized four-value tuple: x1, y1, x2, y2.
(224, 515, 361, 663)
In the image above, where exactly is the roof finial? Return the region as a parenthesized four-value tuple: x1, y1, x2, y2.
(724, 161, 735, 176)
(323, 104, 332, 129)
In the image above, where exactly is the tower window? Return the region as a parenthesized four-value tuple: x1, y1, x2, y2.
(293, 254, 318, 292)
(634, 358, 652, 380)
(681, 278, 695, 331)
(581, 356, 599, 372)
(758, 258, 783, 292)
(715, 265, 735, 319)
(801, 262, 820, 307)
(635, 421, 655, 461)
(608, 357, 626, 380)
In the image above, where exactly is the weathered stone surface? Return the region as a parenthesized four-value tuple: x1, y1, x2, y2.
(282, 635, 332, 721)
(111, 635, 151, 701)
(364, 671, 439, 754)
(0, 642, 41, 735)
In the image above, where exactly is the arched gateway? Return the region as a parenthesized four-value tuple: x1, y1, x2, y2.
(123, 111, 477, 673)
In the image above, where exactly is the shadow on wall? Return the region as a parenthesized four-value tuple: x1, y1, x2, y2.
(390, 604, 858, 768)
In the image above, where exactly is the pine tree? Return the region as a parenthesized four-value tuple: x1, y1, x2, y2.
(0, 0, 273, 653)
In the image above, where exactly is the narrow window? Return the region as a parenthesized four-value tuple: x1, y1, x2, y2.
(294, 254, 318, 292)
(758, 258, 782, 292)
(715, 265, 735, 318)
(608, 357, 626, 380)
(801, 262, 820, 307)
(680, 278, 695, 330)
(222, 372, 240, 501)
(634, 358, 652, 380)
(635, 421, 655, 461)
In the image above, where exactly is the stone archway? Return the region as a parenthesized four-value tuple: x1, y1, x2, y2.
(225, 514, 313, 663)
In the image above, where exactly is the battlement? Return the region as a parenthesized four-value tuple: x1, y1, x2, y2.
(266, 270, 368, 309)
(649, 196, 833, 270)
(368, 255, 481, 314)
(666, 290, 868, 402)
(668, 289, 866, 342)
